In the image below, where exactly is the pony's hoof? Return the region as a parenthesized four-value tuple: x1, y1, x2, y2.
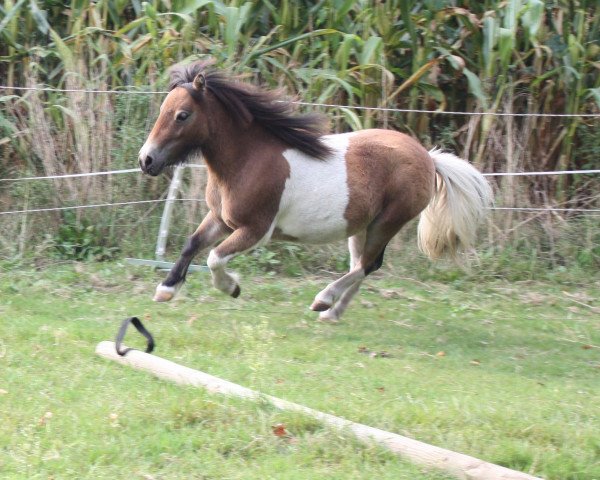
(231, 285, 241, 298)
(153, 284, 176, 302)
(310, 300, 331, 312)
(319, 310, 340, 323)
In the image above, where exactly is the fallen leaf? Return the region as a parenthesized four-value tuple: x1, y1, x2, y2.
(380, 289, 404, 299)
(39, 411, 53, 426)
(109, 413, 119, 427)
(272, 423, 288, 437)
(369, 351, 392, 359)
(436, 351, 446, 357)
(470, 359, 481, 366)
(0, 389, 7, 395)
(582, 345, 593, 350)
(376, 387, 385, 393)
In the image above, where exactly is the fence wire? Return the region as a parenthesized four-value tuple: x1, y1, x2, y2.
(2, 84, 599, 118)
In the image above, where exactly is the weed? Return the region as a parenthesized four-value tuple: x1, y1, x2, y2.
(47, 211, 119, 261)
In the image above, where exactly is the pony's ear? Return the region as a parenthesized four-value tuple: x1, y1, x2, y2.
(193, 73, 206, 92)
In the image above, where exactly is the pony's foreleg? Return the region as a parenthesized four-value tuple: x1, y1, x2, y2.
(319, 233, 365, 322)
(206, 226, 271, 297)
(154, 213, 230, 302)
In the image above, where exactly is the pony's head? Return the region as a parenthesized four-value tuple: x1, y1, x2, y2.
(138, 63, 214, 176)
(139, 61, 331, 176)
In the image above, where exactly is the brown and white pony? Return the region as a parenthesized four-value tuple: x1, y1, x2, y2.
(138, 62, 493, 321)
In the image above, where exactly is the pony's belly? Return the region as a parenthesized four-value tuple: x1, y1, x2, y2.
(276, 134, 353, 244)
(275, 209, 349, 244)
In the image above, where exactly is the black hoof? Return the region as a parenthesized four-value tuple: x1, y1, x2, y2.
(231, 285, 241, 298)
(310, 300, 331, 312)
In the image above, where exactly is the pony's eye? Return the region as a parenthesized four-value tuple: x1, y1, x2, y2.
(176, 111, 190, 122)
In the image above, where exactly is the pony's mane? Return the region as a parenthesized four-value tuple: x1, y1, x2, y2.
(168, 62, 332, 159)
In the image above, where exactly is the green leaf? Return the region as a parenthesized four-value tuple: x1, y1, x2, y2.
(0, 0, 27, 35)
(29, 0, 75, 71)
(249, 29, 340, 61)
(177, 0, 213, 15)
(586, 87, 600, 108)
(482, 16, 496, 78)
(335, 34, 357, 72)
(339, 107, 363, 131)
(115, 17, 146, 37)
(498, 27, 514, 70)
(157, 12, 194, 24)
(28, 0, 50, 35)
(142, 1, 157, 20)
(463, 67, 489, 109)
(522, 0, 544, 39)
(358, 36, 382, 66)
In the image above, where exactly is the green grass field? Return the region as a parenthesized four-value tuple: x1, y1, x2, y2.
(1, 259, 599, 479)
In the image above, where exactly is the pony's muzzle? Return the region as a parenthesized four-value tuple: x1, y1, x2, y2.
(138, 140, 162, 175)
(139, 152, 162, 176)
(139, 153, 154, 171)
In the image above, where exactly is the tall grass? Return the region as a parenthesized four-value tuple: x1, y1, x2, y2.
(0, 0, 598, 268)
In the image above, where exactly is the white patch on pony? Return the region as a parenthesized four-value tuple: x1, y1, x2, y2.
(277, 132, 355, 244)
(207, 250, 239, 295)
(207, 250, 232, 271)
(154, 283, 178, 302)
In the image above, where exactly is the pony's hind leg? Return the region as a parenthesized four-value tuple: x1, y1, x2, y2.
(311, 213, 408, 313)
(154, 213, 230, 302)
(319, 232, 365, 322)
(318, 281, 361, 322)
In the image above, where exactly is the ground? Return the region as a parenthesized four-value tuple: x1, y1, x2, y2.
(1, 260, 599, 479)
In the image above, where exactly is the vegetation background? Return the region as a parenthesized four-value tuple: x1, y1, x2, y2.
(0, 0, 599, 271)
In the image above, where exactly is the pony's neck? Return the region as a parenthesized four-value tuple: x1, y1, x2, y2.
(201, 116, 280, 181)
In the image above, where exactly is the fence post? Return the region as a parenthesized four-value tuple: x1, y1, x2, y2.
(155, 165, 184, 261)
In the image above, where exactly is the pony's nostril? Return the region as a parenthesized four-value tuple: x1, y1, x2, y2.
(139, 154, 154, 172)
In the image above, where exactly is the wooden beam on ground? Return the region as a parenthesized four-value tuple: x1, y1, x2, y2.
(96, 341, 543, 480)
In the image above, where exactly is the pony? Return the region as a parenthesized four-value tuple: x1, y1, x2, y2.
(138, 62, 493, 321)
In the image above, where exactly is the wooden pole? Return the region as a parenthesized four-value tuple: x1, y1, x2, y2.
(96, 341, 543, 480)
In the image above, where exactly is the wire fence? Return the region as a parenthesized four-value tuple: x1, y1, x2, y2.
(1, 166, 598, 216)
(2, 201, 599, 217)
(1, 161, 599, 215)
(2, 84, 600, 118)
(0, 198, 205, 216)
(1, 163, 599, 183)
(0, 165, 205, 182)
(1, 83, 598, 264)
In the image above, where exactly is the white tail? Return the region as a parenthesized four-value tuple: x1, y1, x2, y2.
(417, 149, 493, 260)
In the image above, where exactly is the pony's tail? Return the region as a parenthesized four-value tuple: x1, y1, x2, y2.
(417, 149, 493, 261)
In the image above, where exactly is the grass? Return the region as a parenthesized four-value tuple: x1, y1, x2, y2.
(1, 258, 599, 479)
